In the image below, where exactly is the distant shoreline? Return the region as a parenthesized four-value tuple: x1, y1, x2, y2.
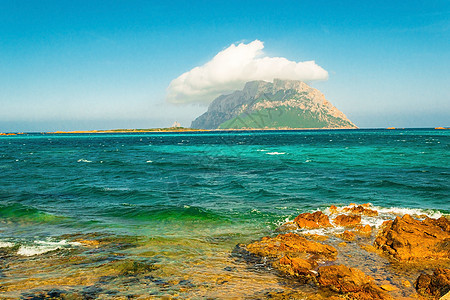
(0, 126, 448, 135)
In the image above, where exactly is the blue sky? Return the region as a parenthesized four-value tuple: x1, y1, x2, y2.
(0, 0, 449, 131)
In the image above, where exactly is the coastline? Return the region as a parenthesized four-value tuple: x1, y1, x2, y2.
(0, 126, 449, 136)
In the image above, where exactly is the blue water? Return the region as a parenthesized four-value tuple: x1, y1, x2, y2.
(0, 129, 449, 297)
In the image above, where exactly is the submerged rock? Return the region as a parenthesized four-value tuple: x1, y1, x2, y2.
(274, 256, 318, 280)
(317, 264, 392, 299)
(276, 221, 299, 232)
(374, 214, 450, 262)
(415, 268, 450, 298)
(294, 211, 332, 229)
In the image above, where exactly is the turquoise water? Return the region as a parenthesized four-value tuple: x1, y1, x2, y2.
(0, 129, 449, 298)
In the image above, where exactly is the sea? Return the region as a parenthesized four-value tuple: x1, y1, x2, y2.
(0, 129, 448, 299)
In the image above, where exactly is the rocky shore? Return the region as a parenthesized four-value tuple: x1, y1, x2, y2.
(235, 203, 450, 299)
(0, 203, 449, 299)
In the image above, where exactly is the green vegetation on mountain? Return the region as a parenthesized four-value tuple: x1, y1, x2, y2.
(191, 79, 357, 130)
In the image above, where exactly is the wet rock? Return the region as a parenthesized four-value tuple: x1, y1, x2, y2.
(303, 234, 329, 241)
(336, 230, 356, 241)
(244, 232, 338, 260)
(276, 221, 299, 232)
(317, 264, 392, 299)
(380, 284, 397, 291)
(294, 211, 332, 229)
(401, 280, 411, 288)
(76, 239, 100, 247)
(415, 268, 450, 298)
(354, 224, 372, 236)
(273, 256, 317, 280)
(374, 215, 450, 262)
(115, 259, 158, 276)
(329, 205, 339, 215)
(343, 205, 378, 217)
(333, 214, 361, 227)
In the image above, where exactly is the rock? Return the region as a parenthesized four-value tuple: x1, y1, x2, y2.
(401, 280, 411, 288)
(415, 268, 450, 298)
(115, 259, 158, 276)
(276, 221, 299, 232)
(294, 211, 332, 229)
(355, 224, 372, 236)
(317, 265, 391, 299)
(303, 234, 329, 241)
(274, 256, 317, 280)
(336, 230, 356, 241)
(244, 232, 337, 260)
(374, 215, 450, 262)
(338, 242, 347, 247)
(329, 205, 339, 214)
(360, 244, 379, 254)
(191, 79, 357, 130)
(333, 214, 361, 227)
(343, 205, 378, 217)
(380, 284, 397, 291)
(441, 291, 450, 300)
(76, 239, 100, 247)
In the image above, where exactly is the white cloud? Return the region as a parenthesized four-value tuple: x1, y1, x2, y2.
(166, 40, 328, 104)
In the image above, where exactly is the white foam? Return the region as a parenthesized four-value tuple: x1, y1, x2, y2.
(278, 203, 447, 232)
(257, 149, 269, 152)
(324, 203, 444, 228)
(0, 241, 14, 248)
(146, 160, 153, 163)
(77, 159, 92, 163)
(17, 239, 80, 256)
(266, 152, 286, 155)
(374, 206, 443, 219)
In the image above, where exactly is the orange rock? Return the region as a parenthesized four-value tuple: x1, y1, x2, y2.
(76, 239, 100, 247)
(415, 268, 450, 298)
(343, 205, 378, 217)
(374, 215, 450, 262)
(380, 284, 397, 291)
(245, 232, 337, 260)
(401, 280, 411, 288)
(303, 234, 329, 241)
(317, 265, 392, 299)
(275, 256, 317, 278)
(294, 211, 332, 229)
(333, 214, 361, 227)
(360, 244, 379, 254)
(329, 205, 339, 214)
(355, 224, 372, 236)
(336, 230, 356, 241)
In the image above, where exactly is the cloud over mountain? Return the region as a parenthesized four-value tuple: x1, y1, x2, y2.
(166, 40, 328, 104)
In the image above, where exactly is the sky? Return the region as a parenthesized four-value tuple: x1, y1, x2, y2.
(0, 0, 449, 131)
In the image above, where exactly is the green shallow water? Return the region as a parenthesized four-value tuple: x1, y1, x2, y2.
(0, 129, 449, 298)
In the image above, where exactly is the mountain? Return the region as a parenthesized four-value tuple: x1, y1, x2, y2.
(191, 79, 357, 130)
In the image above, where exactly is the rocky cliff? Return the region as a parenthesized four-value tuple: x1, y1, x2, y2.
(191, 79, 357, 129)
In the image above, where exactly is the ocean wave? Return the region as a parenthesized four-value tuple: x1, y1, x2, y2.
(0, 203, 65, 223)
(17, 239, 81, 256)
(266, 152, 286, 155)
(322, 203, 444, 228)
(100, 204, 226, 222)
(77, 159, 92, 163)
